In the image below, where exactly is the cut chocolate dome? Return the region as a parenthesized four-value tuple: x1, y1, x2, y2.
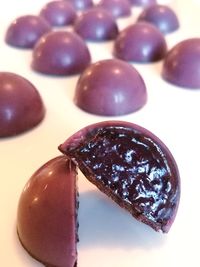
(59, 121, 180, 233)
(17, 156, 78, 267)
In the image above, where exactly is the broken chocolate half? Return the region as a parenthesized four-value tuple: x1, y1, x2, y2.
(17, 156, 78, 267)
(59, 120, 180, 233)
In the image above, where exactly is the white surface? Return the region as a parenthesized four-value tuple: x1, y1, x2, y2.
(0, 0, 200, 266)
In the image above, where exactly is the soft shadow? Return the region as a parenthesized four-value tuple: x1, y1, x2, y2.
(78, 190, 166, 250)
(152, 60, 163, 75)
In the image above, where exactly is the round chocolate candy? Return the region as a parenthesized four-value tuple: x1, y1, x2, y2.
(5, 15, 51, 49)
(74, 7, 119, 41)
(59, 120, 180, 233)
(162, 38, 200, 89)
(39, 0, 77, 27)
(32, 30, 91, 75)
(74, 59, 147, 116)
(128, 0, 157, 6)
(96, 0, 132, 18)
(138, 4, 180, 34)
(0, 72, 45, 138)
(17, 156, 77, 267)
(66, 0, 93, 10)
(113, 22, 167, 63)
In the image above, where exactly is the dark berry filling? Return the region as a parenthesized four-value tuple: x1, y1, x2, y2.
(59, 124, 180, 233)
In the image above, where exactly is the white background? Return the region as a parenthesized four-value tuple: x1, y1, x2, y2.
(0, 0, 200, 266)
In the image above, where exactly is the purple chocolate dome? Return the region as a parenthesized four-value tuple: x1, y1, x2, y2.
(113, 22, 167, 63)
(17, 156, 77, 267)
(74, 7, 119, 41)
(0, 72, 45, 137)
(32, 30, 91, 75)
(162, 38, 200, 89)
(74, 59, 147, 116)
(59, 120, 180, 233)
(138, 4, 179, 34)
(66, 0, 93, 10)
(128, 0, 157, 6)
(5, 15, 51, 49)
(97, 0, 132, 18)
(39, 0, 77, 27)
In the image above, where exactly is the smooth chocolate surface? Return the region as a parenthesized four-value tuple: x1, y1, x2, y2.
(0, 72, 45, 137)
(162, 38, 200, 88)
(74, 59, 147, 116)
(114, 22, 167, 63)
(5, 15, 51, 49)
(74, 7, 119, 41)
(17, 156, 77, 267)
(138, 5, 179, 34)
(32, 31, 91, 75)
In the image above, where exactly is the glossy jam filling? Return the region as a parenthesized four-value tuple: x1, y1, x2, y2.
(61, 125, 180, 232)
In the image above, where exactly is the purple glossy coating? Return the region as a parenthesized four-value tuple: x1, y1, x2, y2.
(66, 0, 93, 10)
(59, 120, 180, 233)
(32, 30, 91, 75)
(138, 5, 179, 34)
(39, 0, 77, 27)
(74, 59, 147, 116)
(0, 72, 45, 138)
(74, 7, 119, 41)
(97, 0, 132, 18)
(128, 0, 157, 6)
(17, 156, 77, 267)
(162, 38, 200, 89)
(5, 15, 51, 49)
(113, 22, 167, 63)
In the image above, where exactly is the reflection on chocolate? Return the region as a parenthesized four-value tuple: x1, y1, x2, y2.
(39, 0, 77, 27)
(74, 7, 119, 41)
(66, 0, 93, 10)
(113, 22, 167, 63)
(59, 120, 180, 233)
(97, 0, 132, 18)
(162, 38, 200, 89)
(0, 72, 45, 137)
(32, 31, 91, 75)
(138, 5, 179, 34)
(5, 15, 51, 49)
(74, 59, 147, 116)
(17, 156, 78, 267)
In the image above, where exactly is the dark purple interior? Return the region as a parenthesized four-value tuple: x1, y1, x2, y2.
(59, 121, 180, 233)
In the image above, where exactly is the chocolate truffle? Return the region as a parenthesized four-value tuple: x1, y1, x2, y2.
(128, 0, 157, 6)
(39, 0, 77, 27)
(32, 30, 91, 75)
(162, 38, 200, 89)
(97, 0, 132, 18)
(113, 22, 167, 63)
(138, 4, 179, 34)
(74, 59, 147, 116)
(0, 72, 45, 137)
(66, 0, 93, 10)
(5, 15, 51, 49)
(59, 120, 180, 233)
(17, 156, 77, 267)
(74, 7, 119, 41)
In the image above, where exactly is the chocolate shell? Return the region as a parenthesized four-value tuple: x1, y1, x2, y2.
(17, 156, 78, 267)
(59, 121, 180, 233)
